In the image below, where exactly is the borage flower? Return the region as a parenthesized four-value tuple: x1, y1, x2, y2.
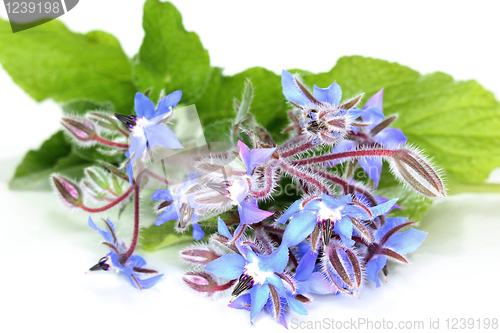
(205, 218, 306, 325)
(364, 217, 427, 287)
(202, 141, 276, 241)
(281, 70, 365, 144)
(278, 194, 397, 249)
(151, 171, 205, 241)
(330, 89, 407, 187)
(87, 217, 163, 290)
(115, 91, 184, 185)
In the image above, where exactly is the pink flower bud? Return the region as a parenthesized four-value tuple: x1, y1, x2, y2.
(61, 116, 96, 142)
(182, 271, 219, 297)
(180, 245, 220, 265)
(51, 174, 83, 207)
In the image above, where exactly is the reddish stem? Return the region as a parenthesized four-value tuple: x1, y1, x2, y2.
(94, 135, 129, 149)
(280, 162, 331, 195)
(78, 186, 133, 213)
(251, 165, 276, 198)
(124, 184, 140, 261)
(313, 169, 378, 206)
(280, 141, 314, 158)
(292, 148, 395, 166)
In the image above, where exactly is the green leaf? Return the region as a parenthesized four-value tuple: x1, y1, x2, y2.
(195, 67, 289, 142)
(132, 0, 211, 104)
(140, 220, 194, 251)
(298, 56, 500, 187)
(0, 19, 136, 114)
(376, 186, 433, 222)
(62, 100, 114, 115)
(9, 131, 91, 189)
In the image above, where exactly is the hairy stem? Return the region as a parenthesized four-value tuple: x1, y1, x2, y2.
(293, 148, 395, 166)
(251, 165, 277, 198)
(280, 141, 314, 158)
(78, 186, 133, 213)
(124, 183, 140, 261)
(280, 162, 331, 195)
(94, 135, 129, 149)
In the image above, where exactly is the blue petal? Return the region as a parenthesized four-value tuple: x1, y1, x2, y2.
(374, 128, 407, 149)
(128, 134, 147, 164)
(134, 92, 156, 119)
(322, 193, 351, 209)
(238, 200, 274, 225)
(154, 204, 179, 226)
(376, 217, 408, 241)
(363, 106, 385, 124)
(365, 255, 387, 287)
(299, 272, 338, 295)
(286, 293, 308, 315)
(250, 284, 270, 323)
(281, 70, 313, 106)
(136, 274, 164, 289)
(363, 88, 384, 112)
(295, 250, 318, 281)
(229, 294, 252, 310)
(150, 189, 173, 201)
(179, 171, 200, 193)
(260, 243, 289, 274)
(205, 254, 246, 279)
(217, 217, 233, 239)
(192, 223, 205, 241)
(282, 210, 317, 247)
(385, 228, 428, 254)
(313, 82, 342, 106)
(128, 255, 146, 268)
(87, 216, 113, 243)
(238, 142, 276, 175)
(370, 198, 399, 218)
(126, 162, 134, 186)
(157, 90, 182, 115)
(359, 156, 383, 188)
(277, 199, 303, 224)
(144, 123, 183, 149)
(343, 204, 370, 220)
(266, 273, 287, 295)
(334, 216, 354, 248)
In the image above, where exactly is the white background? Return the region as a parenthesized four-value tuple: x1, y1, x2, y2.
(1, 1, 500, 332)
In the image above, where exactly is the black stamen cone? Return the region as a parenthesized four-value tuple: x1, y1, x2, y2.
(231, 274, 254, 297)
(89, 256, 110, 271)
(114, 113, 137, 129)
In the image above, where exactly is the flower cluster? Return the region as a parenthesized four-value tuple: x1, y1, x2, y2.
(54, 69, 444, 326)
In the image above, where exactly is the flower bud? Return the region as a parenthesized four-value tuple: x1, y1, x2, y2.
(182, 271, 220, 297)
(86, 111, 119, 131)
(322, 240, 362, 295)
(85, 167, 110, 190)
(180, 245, 220, 265)
(390, 146, 446, 198)
(51, 174, 83, 207)
(61, 116, 96, 142)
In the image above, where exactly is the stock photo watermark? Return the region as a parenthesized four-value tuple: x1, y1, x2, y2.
(290, 317, 499, 330)
(3, 0, 78, 32)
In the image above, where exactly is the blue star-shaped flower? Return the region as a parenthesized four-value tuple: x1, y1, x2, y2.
(281, 70, 365, 143)
(278, 194, 397, 248)
(330, 89, 408, 187)
(205, 218, 306, 324)
(87, 217, 163, 289)
(116, 91, 184, 185)
(364, 217, 427, 287)
(151, 171, 205, 241)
